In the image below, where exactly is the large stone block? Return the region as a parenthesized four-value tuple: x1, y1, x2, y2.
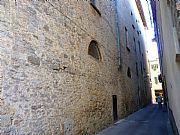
(27, 55, 40, 66)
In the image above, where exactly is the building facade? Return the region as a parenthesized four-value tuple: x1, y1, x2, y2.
(148, 59, 162, 103)
(0, 0, 150, 134)
(151, 0, 180, 134)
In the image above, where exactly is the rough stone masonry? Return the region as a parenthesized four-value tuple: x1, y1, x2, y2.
(0, 0, 151, 134)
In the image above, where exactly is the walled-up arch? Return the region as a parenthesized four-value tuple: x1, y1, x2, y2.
(88, 40, 101, 61)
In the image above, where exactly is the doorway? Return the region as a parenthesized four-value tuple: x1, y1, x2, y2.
(112, 95, 118, 121)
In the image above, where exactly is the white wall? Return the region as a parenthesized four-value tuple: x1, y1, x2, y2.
(157, 0, 180, 133)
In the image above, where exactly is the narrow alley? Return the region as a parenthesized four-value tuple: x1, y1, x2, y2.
(98, 105, 173, 135)
(0, 0, 180, 134)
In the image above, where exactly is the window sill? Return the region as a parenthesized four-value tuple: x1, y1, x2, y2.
(90, 3, 101, 16)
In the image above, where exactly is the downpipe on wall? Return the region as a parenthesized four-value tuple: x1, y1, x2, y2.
(115, 0, 122, 70)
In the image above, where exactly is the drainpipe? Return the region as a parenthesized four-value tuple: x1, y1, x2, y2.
(115, 0, 122, 70)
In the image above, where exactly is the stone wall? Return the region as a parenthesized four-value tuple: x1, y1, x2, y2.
(0, 0, 151, 134)
(117, 0, 151, 113)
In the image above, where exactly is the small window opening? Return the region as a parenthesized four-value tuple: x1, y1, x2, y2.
(125, 27, 127, 31)
(131, 11, 133, 16)
(154, 77, 158, 84)
(125, 27, 130, 52)
(88, 40, 101, 61)
(151, 64, 158, 71)
(137, 31, 139, 35)
(132, 24, 135, 29)
(127, 67, 131, 78)
(140, 61, 143, 74)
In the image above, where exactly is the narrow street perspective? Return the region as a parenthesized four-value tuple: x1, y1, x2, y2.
(0, 0, 179, 135)
(98, 105, 173, 135)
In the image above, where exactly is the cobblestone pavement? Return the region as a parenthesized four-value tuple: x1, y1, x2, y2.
(97, 104, 174, 135)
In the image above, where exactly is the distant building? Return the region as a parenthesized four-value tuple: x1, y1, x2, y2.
(148, 59, 162, 103)
(151, 0, 180, 134)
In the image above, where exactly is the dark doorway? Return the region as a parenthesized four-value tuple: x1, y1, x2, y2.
(112, 95, 118, 121)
